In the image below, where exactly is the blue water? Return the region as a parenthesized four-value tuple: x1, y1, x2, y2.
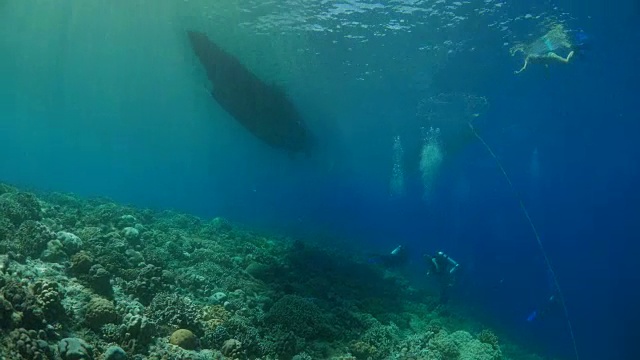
(1, 1, 638, 359)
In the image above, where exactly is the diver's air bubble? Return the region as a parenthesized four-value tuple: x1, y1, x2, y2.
(415, 92, 489, 161)
(420, 127, 443, 201)
(529, 147, 541, 196)
(530, 147, 540, 180)
(390, 135, 405, 198)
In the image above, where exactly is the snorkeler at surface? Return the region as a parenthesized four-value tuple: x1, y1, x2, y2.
(424, 251, 460, 302)
(369, 245, 409, 269)
(511, 24, 586, 74)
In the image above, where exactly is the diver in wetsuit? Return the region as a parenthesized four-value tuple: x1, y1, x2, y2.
(424, 251, 460, 302)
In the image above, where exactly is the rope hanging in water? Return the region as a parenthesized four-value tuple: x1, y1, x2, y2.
(467, 121, 579, 360)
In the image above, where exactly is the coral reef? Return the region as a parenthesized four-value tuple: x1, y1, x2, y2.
(170, 329, 198, 350)
(84, 296, 117, 330)
(0, 182, 539, 359)
(265, 294, 334, 340)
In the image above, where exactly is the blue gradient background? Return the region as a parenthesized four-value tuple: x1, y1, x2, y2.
(0, 1, 638, 359)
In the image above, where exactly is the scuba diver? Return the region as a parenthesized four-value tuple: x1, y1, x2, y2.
(424, 251, 460, 302)
(511, 24, 589, 74)
(527, 294, 561, 322)
(368, 245, 409, 269)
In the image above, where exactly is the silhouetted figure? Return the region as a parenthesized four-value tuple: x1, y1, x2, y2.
(527, 294, 560, 322)
(424, 251, 460, 302)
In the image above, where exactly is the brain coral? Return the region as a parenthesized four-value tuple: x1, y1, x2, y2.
(169, 328, 197, 350)
(85, 296, 118, 330)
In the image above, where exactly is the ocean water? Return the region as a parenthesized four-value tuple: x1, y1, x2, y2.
(0, 1, 638, 359)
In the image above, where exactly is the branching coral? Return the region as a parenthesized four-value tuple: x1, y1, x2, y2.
(146, 293, 203, 335)
(0, 192, 42, 227)
(477, 329, 500, 350)
(201, 304, 230, 331)
(428, 330, 503, 360)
